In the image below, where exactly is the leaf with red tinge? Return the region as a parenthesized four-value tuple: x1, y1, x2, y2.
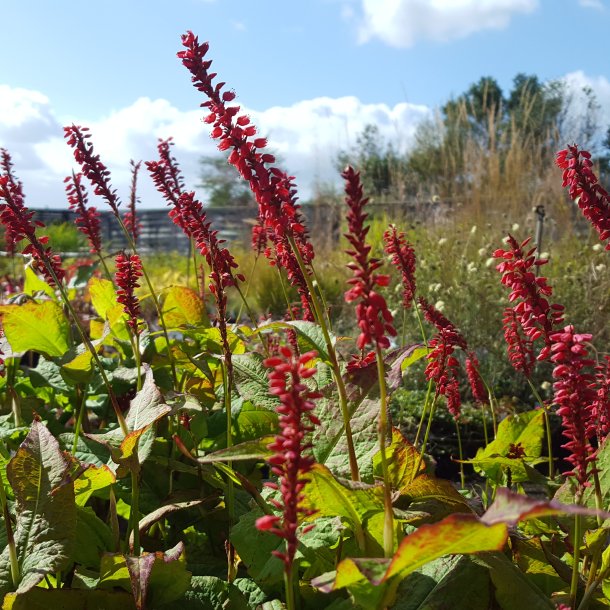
(481, 488, 610, 526)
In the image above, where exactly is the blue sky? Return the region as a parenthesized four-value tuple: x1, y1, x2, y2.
(1, 0, 609, 207)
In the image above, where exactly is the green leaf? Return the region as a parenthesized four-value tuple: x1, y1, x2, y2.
(89, 278, 118, 320)
(162, 575, 249, 610)
(313, 513, 508, 609)
(74, 464, 116, 506)
(0, 421, 77, 597)
(162, 286, 209, 328)
(60, 348, 95, 385)
(198, 437, 275, 464)
(74, 506, 114, 569)
(125, 367, 171, 432)
(2, 588, 136, 610)
(300, 464, 384, 550)
(464, 410, 545, 483)
(233, 353, 281, 412)
(23, 265, 55, 300)
(474, 552, 555, 610)
(0, 301, 70, 358)
(257, 321, 333, 363)
(372, 428, 425, 490)
(400, 345, 428, 371)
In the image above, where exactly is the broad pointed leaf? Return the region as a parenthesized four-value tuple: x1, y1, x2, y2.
(162, 286, 209, 328)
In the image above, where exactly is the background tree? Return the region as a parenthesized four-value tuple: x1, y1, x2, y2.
(197, 154, 256, 207)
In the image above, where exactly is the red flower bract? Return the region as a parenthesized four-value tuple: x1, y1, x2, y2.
(384, 224, 417, 308)
(256, 347, 320, 572)
(494, 234, 564, 362)
(556, 145, 610, 250)
(342, 166, 396, 350)
(64, 172, 102, 255)
(550, 325, 597, 487)
(115, 252, 143, 333)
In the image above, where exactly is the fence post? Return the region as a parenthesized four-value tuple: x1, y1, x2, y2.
(534, 204, 545, 276)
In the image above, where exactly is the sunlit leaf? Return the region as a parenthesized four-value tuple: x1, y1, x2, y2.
(22, 265, 55, 300)
(2, 588, 136, 609)
(0, 421, 76, 597)
(162, 285, 209, 328)
(0, 301, 70, 358)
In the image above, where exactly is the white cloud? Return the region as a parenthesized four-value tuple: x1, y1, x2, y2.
(579, 0, 604, 9)
(0, 85, 431, 209)
(356, 0, 538, 48)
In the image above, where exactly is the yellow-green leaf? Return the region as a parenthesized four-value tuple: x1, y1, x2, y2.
(23, 265, 55, 300)
(89, 278, 117, 319)
(0, 300, 70, 358)
(74, 464, 116, 507)
(372, 428, 424, 490)
(162, 286, 209, 328)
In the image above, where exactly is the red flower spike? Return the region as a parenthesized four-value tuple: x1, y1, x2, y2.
(495, 234, 564, 364)
(64, 125, 121, 216)
(466, 352, 488, 405)
(591, 356, 610, 443)
(65, 172, 102, 255)
(0, 149, 65, 286)
(419, 297, 466, 419)
(556, 145, 610, 249)
(177, 32, 315, 320)
(256, 347, 320, 572)
(342, 166, 396, 350)
(383, 224, 417, 308)
(115, 252, 143, 334)
(502, 307, 535, 377)
(550, 325, 597, 487)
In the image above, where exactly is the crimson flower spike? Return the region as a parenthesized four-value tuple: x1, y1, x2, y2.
(383, 224, 417, 308)
(256, 347, 320, 575)
(494, 234, 564, 362)
(124, 160, 142, 245)
(550, 325, 597, 488)
(177, 31, 314, 320)
(556, 145, 610, 249)
(64, 172, 102, 255)
(0, 149, 65, 286)
(591, 356, 610, 444)
(502, 307, 536, 377)
(64, 125, 121, 217)
(419, 297, 465, 418)
(115, 252, 143, 334)
(342, 166, 396, 353)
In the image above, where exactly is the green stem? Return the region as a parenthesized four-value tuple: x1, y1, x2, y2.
(414, 380, 433, 447)
(97, 253, 113, 283)
(130, 468, 141, 555)
(0, 461, 19, 587)
(236, 255, 259, 323)
(287, 234, 360, 481)
(72, 385, 87, 455)
(455, 418, 465, 489)
(222, 362, 236, 582)
(571, 510, 582, 609)
(527, 378, 553, 478)
(284, 566, 296, 610)
(415, 393, 439, 474)
(375, 345, 394, 558)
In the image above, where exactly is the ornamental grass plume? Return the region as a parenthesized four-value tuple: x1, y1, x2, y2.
(550, 325, 597, 488)
(494, 235, 564, 362)
(419, 297, 466, 418)
(115, 252, 143, 334)
(556, 145, 610, 249)
(256, 347, 320, 576)
(124, 160, 142, 244)
(383, 224, 416, 308)
(64, 125, 122, 217)
(64, 172, 102, 255)
(342, 166, 396, 351)
(0, 149, 65, 286)
(177, 31, 314, 321)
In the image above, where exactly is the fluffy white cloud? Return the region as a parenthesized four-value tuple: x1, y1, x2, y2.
(0, 85, 430, 209)
(579, 0, 604, 9)
(355, 0, 538, 48)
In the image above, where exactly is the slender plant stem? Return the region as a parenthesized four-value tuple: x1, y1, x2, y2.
(375, 345, 394, 558)
(222, 361, 236, 582)
(236, 255, 259, 323)
(287, 234, 360, 481)
(0, 461, 19, 587)
(414, 380, 433, 447)
(455, 418, 465, 489)
(415, 394, 439, 474)
(96, 253, 113, 283)
(527, 378, 554, 478)
(284, 566, 296, 610)
(571, 510, 582, 609)
(72, 384, 88, 455)
(130, 468, 141, 555)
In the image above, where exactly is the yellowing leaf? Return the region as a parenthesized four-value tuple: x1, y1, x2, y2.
(372, 428, 425, 490)
(23, 265, 55, 300)
(0, 300, 70, 358)
(74, 464, 116, 507)
(162, 286, 209, 328)
(89, 278, 117, 319)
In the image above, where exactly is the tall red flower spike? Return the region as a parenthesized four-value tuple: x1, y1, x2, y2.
(64, 172, 102, 255)
(465, 352, 489, 405)
(591, 356, 610, 444)
(0, 149, 65, 286)
(550, 325, 597, 488)
(494, 234, 564, 362)
(556, 145, 610, 249)
(419, 298, 466, 418)
(342, 166, 396, 351)
(115, 252, 143, 334)
(124, 160, 142, 244)
(64, 125, 121, 216)
(502, 307, 536, 377)
(384, 224, 417, 308)
(256, 347, 320, 573)
(177, 31, 314, 320)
